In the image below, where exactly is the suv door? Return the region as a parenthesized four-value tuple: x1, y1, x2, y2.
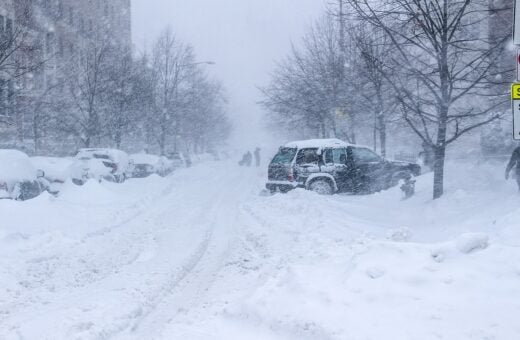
(294, 148, 321, 183)
(326, 148, 351, 192)
(348, 146, 386, 192)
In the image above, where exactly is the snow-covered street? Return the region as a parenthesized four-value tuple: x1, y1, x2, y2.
(1, 160, 520, 340)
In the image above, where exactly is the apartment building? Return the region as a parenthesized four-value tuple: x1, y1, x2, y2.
(489, 0, 515, 91)
(0, 0, 131, 148)
(0, 0, 15, 119)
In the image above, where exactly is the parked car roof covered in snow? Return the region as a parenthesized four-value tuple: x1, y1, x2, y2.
(130, 153, 162, 165)
(0, 149, 38, 183)
(31, 156, 74, 183)
(76, 148, 129, 163)
(283, 138, 353, 149)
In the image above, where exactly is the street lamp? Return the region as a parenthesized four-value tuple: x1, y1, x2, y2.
(179, 61, 216, 67)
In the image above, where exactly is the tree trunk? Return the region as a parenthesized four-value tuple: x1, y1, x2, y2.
(373, 111, 377, 152)
(432, 145, 446, 199)
(115, 128, 122, 149)
(378, 113, 386, 158)
(33, 115, 39, 155)
(159, 134, 165, 156)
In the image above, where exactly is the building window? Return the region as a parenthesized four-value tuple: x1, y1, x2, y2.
(0, 79, 14, 117)
(8, 80, 14, 116)
(58, 37, 64, 58)
(58, 0, 63, 18)
(6, 18, 12, 39)
(0, 79, 6, 117)
(46, 32, 54, 55)
(69, 7, 74, 25)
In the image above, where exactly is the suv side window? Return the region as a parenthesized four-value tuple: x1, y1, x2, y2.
(351, 147, 381, 163)
(323, 149, 333, 165)
(332, 148, 347, 165)
(296, 148, 319, 165)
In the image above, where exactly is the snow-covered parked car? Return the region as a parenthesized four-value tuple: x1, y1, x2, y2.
(266, 138, 421, 195)
(70, 148, 132, 185)
(167, 152, 187, 168)
(0, 149, 48, 200)
(130, 153, 174, 178)
(31, 156, 74, 194)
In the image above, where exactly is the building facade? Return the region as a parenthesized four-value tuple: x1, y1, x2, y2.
(0, 0, 132, 151)
(489, 0, 514, 91)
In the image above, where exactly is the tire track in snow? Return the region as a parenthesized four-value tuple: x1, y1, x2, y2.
(0, 168, 219, 338)
(107, 167, 253, 339)
(0, 184, 175, 327)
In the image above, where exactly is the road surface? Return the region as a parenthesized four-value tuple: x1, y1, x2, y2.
(1, 160, 519, 339)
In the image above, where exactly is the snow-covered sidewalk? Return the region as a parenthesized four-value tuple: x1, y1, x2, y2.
(1, 160, 519, 339)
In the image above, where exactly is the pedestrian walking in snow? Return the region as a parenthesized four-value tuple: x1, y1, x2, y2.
(506, 146, 520, 191)
(254, 147, 261, 167)
(238, 153, 247, 166)
(245, 151, 253, 167)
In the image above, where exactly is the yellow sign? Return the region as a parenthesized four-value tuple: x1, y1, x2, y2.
(512, 83, 520, 99)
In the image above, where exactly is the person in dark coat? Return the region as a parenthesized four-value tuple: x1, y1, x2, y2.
(506, 146, 520, 191)
(245, 151, 253, 167)
(239, 153, 247, 166)
(254, 147, 261, 167)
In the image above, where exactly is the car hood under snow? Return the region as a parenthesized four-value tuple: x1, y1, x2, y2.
(0, 150, 38, 184)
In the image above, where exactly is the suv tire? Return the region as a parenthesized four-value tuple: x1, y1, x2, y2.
(309, 179, 334, 195)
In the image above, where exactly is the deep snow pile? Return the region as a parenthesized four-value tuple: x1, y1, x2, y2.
(0, 159, 519, 340)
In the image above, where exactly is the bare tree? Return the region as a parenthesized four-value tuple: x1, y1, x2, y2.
(0, 5, 46, 132)
(61, 38, 112, 148)
(182, 74, 231, 153)
(150, 28, 197, 155)
(261, 15, 350, 140)
(104, 48, 142, 149)
(352, 26, 398, 157)
(347, 0, 509, 199)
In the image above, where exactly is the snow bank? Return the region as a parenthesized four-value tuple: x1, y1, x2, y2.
(456, 232, 489, 254)
(1, 159, 520, 340)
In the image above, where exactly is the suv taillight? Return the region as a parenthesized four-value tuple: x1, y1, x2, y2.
(288, 170, 294, 182)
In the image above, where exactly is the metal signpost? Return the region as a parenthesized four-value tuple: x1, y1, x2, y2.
(513, 1, 520, 139)
(513, 84, 520, 140)
(515, 0, 520, 45)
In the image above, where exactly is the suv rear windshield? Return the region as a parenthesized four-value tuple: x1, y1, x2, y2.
(271, 148, 297, 164)
(93, 154, 110, 160)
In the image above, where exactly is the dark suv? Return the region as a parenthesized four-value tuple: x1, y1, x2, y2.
(266, 139, 421, 195)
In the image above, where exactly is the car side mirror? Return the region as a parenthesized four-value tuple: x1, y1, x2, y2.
(37, 169, 45, 178)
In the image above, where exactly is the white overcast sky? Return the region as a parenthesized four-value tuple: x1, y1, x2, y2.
(132, 0, 326, 149)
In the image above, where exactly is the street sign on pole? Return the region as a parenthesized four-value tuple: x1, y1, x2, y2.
(517, 50, 520, 81)
(512, 83, 520, 140)
(515, 0, 520, 45)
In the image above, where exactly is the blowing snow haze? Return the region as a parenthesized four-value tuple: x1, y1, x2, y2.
(132, 0, 326, 149)
(1, 0, 520, 339)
